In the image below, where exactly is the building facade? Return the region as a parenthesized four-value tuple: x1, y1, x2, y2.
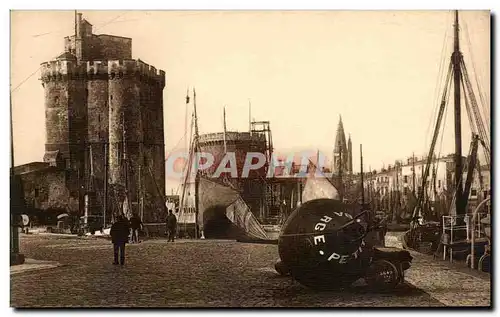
(366, 153, 490, 214)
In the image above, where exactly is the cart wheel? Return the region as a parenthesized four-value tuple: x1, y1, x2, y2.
(479, 254, 490, 273)
(365, 260, 400, 290)
(466, 254, 472, 268)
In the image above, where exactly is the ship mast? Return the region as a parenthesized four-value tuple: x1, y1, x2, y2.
(179, 89, 191, 227)
(452, 10, 464, 215)
(360, 144, 365, 205)
(248, 99, 252, 136)
(193, 88, 200, 239)
(223, 106, 227, 154)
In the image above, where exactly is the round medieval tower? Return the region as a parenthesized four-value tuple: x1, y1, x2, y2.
(41, 55, 88, 212)
(41, 14, 166, 224)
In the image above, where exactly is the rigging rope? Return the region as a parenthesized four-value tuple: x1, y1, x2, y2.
(461, 75, 478, 136)
(463, 18, 491, 131)
(432, 89, 450, 201)
(410, 61, 453, 230)
(12, 12, 135, 94)
(460, 59, 491, 169)
(176, 111, 195, 197)
(165, 132, 188, 161)
(424, 17, 451, 152)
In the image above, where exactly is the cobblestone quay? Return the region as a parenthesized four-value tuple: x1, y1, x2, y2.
(10, 234, 489, 308)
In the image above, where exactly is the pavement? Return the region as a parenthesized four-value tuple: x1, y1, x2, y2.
(385, 232, 491, 307)
(10, 233, 491, 308)
(10, 258, 62, 275)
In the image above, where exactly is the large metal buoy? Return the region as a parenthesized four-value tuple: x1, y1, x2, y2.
(277, 198, 374, 290)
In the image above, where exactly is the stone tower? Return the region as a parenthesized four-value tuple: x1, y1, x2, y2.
(41, 14, 166, 223)
(332, 116, 349, 175)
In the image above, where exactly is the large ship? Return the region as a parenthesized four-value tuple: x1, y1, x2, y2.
(175, 90, 304, 241)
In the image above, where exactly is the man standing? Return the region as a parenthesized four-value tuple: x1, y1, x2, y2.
(110, 215, 130, 265)
(129, 214, 143, 243)
(166, 210, 177, 242)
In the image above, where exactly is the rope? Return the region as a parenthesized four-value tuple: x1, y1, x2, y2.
(424, 12, 452, 151)
(165, 132, 188, 162)
(11, 12, 139, 94)
(463, 18, 491, 131)
(460, 59, 491, 168)
(433, 93, 449, 197)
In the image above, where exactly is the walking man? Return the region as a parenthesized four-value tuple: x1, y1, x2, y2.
(110, 214, 130, 265)
(166, 209, 177, 242)
(129, 214, 143, 243)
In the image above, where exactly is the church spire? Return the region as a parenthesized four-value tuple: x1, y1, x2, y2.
(333, 115, 348, 175)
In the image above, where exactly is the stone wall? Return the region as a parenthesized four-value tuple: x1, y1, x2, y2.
(17, 167, 79, 214)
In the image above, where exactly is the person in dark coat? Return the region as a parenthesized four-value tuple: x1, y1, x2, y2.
(166, 210, 177, 242)
(129, 214, 143, 243)
(110, 215, 130, 265)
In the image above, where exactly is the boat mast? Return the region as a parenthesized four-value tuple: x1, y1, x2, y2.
(452, 10, 464, 215)
(412, 153, 416, 198)
(103, 143, 108, 227)
(248, 99, 252, 136)
(223, 106, 227, 154)
(193, 88, 200, 239)
(179, 89, 191, 220)
(360, 144, 365, 205)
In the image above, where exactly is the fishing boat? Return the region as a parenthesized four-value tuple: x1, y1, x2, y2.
(403, 11, 491, 263)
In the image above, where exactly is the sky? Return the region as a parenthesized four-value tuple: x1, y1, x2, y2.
(10, 10, 490, 194)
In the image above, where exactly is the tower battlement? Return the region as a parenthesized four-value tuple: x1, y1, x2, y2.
(41, 59, 165, 86)
(40, 60, 81, 80)
(107, 60, 165, 85)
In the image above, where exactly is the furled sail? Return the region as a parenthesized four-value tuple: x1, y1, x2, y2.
(123, 196, 132, 219)
(226, 197, 270, 240)
(197, 177, 240, 231)
(302, 163, 340, 203)
(197, 177, 270, 240)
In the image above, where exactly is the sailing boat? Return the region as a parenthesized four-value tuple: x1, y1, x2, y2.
(403, 11, 491, 254)
(177, 89, 272, 241)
